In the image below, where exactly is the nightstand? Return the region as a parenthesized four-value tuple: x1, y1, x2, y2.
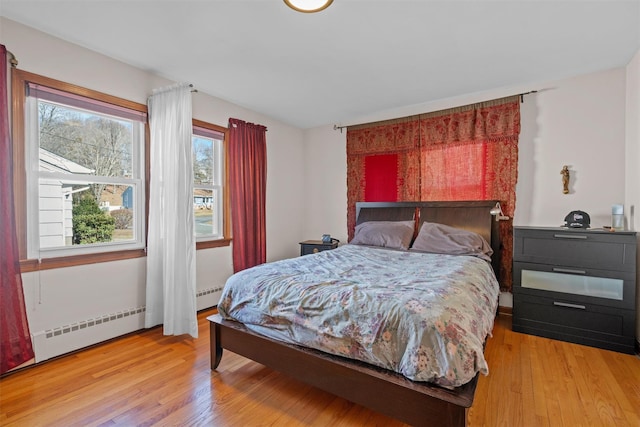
(299, 240, 338, 256)
(512, 226, 637, 354)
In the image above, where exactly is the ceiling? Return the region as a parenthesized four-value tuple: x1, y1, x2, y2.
(2, 0, 639, 129)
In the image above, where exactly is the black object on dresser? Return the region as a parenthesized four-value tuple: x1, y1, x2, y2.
(299, 240, 339, 256)
(512, 226, 637, 354)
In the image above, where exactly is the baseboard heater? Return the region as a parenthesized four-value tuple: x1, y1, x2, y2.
(30, 286, 224, 363)
(31, 306, 147, 363)
(44, 306, 146, 339)
(197, 286, 223, 298)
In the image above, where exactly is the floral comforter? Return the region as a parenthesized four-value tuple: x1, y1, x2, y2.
(218, 244, 499, 388)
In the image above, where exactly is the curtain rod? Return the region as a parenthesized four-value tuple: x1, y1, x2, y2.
(151, 83, 197, 96)
(333, 90, 538, 133)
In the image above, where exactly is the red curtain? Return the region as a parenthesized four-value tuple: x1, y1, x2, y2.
(228, 118, 267, 273)
(1, 44, 35, 373)
(418, 99, 520, 289)
(346, 97, 520, 291)
(346, 118, 421, 237)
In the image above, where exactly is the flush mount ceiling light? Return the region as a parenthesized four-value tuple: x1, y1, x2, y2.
(284, 0, 333, 13)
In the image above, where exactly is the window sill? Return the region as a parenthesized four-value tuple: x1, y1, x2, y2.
(20, 249, 147, 272)
(196, 238, 232, 250)
(19, 238, 232, 272)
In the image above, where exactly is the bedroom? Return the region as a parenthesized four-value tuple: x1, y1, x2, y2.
(1, 1, 639, 425)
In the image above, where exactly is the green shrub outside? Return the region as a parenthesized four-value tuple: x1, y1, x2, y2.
(72, 194, 115, 244)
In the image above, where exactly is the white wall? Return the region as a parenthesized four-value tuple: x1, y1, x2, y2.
(515, 68, 627, 228)
(626, 50, 640, 231)
(2, 17, 306, 361)
(625, 50, 640, 344)
(302, 125, 348, 243)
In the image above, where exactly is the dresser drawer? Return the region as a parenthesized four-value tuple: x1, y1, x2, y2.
(512, 292, 636, 353)
(513, 261, 636, 309)
(513, 228, 636, 272)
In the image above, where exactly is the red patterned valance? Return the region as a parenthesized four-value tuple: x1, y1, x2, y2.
(420, 100, 520, 146)
(347, 118, 420, 155)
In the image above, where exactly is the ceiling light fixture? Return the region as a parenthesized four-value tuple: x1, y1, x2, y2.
(284, 0, 333, 13)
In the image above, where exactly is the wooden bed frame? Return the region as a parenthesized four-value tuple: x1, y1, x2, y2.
(208, 200, 500, 427)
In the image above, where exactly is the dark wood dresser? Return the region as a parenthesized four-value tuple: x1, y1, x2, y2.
(299, 240, 339, 256)
(512, 226, 637, 354)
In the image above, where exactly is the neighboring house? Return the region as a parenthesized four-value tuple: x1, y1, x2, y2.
(193, 191, 213, 210)
(38, 148, 94, 247)
(99, 185, 129, 212)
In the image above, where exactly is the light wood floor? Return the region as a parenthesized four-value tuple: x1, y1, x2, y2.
(1, 309, 639, 426)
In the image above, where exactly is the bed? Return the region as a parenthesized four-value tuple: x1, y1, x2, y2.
(208, 200, 501, 426)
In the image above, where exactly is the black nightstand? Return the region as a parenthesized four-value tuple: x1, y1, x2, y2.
(299, 240, 338, 256)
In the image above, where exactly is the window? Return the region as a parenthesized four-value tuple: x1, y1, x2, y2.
(192, 119, 230, 248)
(13, 70, 148, 265)
(13, 71, 230, 270)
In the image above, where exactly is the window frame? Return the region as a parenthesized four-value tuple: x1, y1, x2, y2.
(26, 87, 146, 258)
(12, 69, 150, 272)
(192, 119, 231, 250)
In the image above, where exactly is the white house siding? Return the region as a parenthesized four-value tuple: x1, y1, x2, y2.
(39, 179, 66, 248)
(62, 187, 72, 245)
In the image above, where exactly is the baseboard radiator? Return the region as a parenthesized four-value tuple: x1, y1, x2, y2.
(31, 287, 223, 363)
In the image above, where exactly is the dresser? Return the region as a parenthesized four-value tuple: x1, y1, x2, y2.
(299, 240, 339, 256)
(512, 226, 637, 354)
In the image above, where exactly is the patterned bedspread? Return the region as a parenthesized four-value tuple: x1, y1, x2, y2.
(218, 244, 499, 388)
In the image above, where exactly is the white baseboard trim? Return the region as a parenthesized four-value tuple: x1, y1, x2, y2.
(499, 291, 513, 309)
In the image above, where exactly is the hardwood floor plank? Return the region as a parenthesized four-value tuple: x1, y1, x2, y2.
(580, 346, 632, 425)
(516, 336, 539, 427)
(521, 334, 551, 424)
(601, 350, 640, 426)
(1, 310, 639, 426)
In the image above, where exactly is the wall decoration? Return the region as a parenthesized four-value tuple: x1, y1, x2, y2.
(561, 165, 570, 194)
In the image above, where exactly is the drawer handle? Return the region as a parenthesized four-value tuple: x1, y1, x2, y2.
(552, 267, 586, 275)
(553, 234, 587, 239)
(553, 301, 586, 310)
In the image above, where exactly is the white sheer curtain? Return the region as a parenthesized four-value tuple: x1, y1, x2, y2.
(145, 83, 198, 338)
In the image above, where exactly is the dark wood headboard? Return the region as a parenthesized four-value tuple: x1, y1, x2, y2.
(355, 202, 417, 225)
(355, 201, 501, 273)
